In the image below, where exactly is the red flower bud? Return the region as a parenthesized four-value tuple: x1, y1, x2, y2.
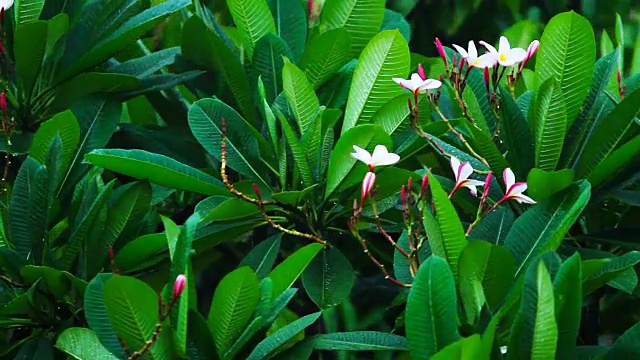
(1, 92, 7, 115)
(434, 37, 448, 68)
(480, 171, 493, 210)
(401, 185, 407, 205)
(173, 274, 186, 302)
(483, 67, 491, 92)
(360, 171, 376, 208)
(418, 63, 426, 81)
(421, 174, 429, 192)
(407, 177, 413, 191)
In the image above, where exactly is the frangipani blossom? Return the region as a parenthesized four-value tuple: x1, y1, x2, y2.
(520, 40, 540, 69)
(503, 168, 536, 204)
(480, 36, 527, 67)
(0, 0, 13, 10)
(452, 41, 497, 69)
(393, 73, 442, 96)
(351, 145, 400, 171)
(450, 156, 484, 197)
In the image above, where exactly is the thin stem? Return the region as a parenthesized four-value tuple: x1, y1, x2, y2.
(432, 103, 490, 168)
(128, 323, 162, 360)
(370, 200, 410, 258)
(352, 230, 411, 288)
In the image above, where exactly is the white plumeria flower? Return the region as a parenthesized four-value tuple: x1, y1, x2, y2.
(502, 168, 536, 204)
(0, 0, 13, 10)
(479, 36, 527, 67)
(392, 73, 442, 96)
(450, 156, 484, 197)
(351, 145, 400, 171)
(451, 41, 497, 69)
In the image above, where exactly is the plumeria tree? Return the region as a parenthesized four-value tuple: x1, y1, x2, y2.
(2, 1, 640, 359)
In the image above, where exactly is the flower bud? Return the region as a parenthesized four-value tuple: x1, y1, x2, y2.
(401, 185, 407, 206)
(173, 274, 186, 302)
(418, 63, 426, 81)
(407, 177, 413, 191)
(421, 174, 429, 192)
(360, 171, 376, 208)
(434, 37, 448, 68)
(479, 171, 492, 210)
(483, 67, 491, 93)
(1, 92, 7, 115)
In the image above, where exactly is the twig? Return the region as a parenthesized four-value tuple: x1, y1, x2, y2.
(128, 323, 162, 360)
(0, 274, 24, 287)
(352, 231, 411, 288)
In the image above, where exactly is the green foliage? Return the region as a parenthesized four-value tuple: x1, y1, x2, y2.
(4, 1, 640, 359)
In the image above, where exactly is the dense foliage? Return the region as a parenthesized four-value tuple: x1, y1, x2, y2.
(1, 0, 640, 359)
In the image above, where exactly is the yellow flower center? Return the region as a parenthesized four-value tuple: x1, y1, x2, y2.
(499, 53, 507, 62)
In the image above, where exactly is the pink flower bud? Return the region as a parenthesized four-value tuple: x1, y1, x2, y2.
(407, 177, 413, 191)
(401, 185, 407, 205)
(253, 183, 262, 201)
(1, 92, 7, 115)
(421, 174, 429, 192)
(483, 67, 490, 92)
(418, 63, 426, 81)
(526, 40, 539, 61)
(360, 171, 376, 208)
(434, 37, 448, 67)
(479, 171, 492, 210)
(173, 274, 186, 301)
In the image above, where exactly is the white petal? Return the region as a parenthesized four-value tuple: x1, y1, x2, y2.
(503, 168, 515, 189)
(450, 156, 461, 180)
(452, 44, 469, 58)
(372, 152, 400, 166)
(351, 145, 372, 164)
(498, 36, 511, 53)
(458, 161, 473, 181)
(0, 0, 13, 10)
(419, 79, 442, 90)
(465, 179, 485, 187)
(462, 183, 479, 197)
(410, 73, 424, 83)
(472, 53, 498, 68)
(467, 40, 478, 61)
(508, 48, 527, 64)
(392, 77, 405, 86)
(508, 182, 527, 196)
(514, 194, 536, 204)
(479, 40, 498, 54)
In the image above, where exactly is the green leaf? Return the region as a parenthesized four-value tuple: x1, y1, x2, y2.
(319, 0, 385, 57)
(553, 253, 582, 360)
(246, 311, 322, 360)
(268, 243, 324, 297)
(29, 110, 80, 182)
(62, 179, 114, 271)
(575, 89, 640, 178)
(9, 157, 51, 259)
(313, 331, 409, 351)
(428, 335, 484, 360)
(608, 320, 640, 358)
(85, 149, 227, 196)
(188, 98, 272, 190)
(380, 9, 411, 42)
(13, 0, 45, 25)
(58, 97, 122, 197)
(465, 122, 509, 175)
(405, 256, 460, 359)
(504, 181, 590, 279)
(84, 273, 125, 358)
(458, 241, 516, 315)
(561, 49, 618, 169)
(300, 28, 351, 89)
(532, 79, 567, 171)
(341, 30, 409, 134)
(468, 207, 515, 246)
(589, 134, 640, 188)
(182, 16, 255, 123)
(227, 0, 276, 57)
(424, 172, 468, 280)
(103, 276, 170, 360)
(535, 11, 596, 125)
(521, 262, 558, 360)
(14, 20, 48, 103)
(499, 87, 535, 178)
(239, 234, 282, 279)
(302, 247, 354, 309)
(209, 266, 261, 356)
(50, 73, 141, 112)
(526, 168, 574, 202)
(55, 328, 119, 360)
(325, 124, 392, 198)
(267, 0, 307, 61)
(277, 108, 314, 188)
(59, 0, 190, 81)
(583, 251, 640, 296)
(252, 34, 293, 104)
(282, 59, 320, 136)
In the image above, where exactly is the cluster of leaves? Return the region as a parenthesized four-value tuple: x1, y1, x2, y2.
(1, 0, 640, 359)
